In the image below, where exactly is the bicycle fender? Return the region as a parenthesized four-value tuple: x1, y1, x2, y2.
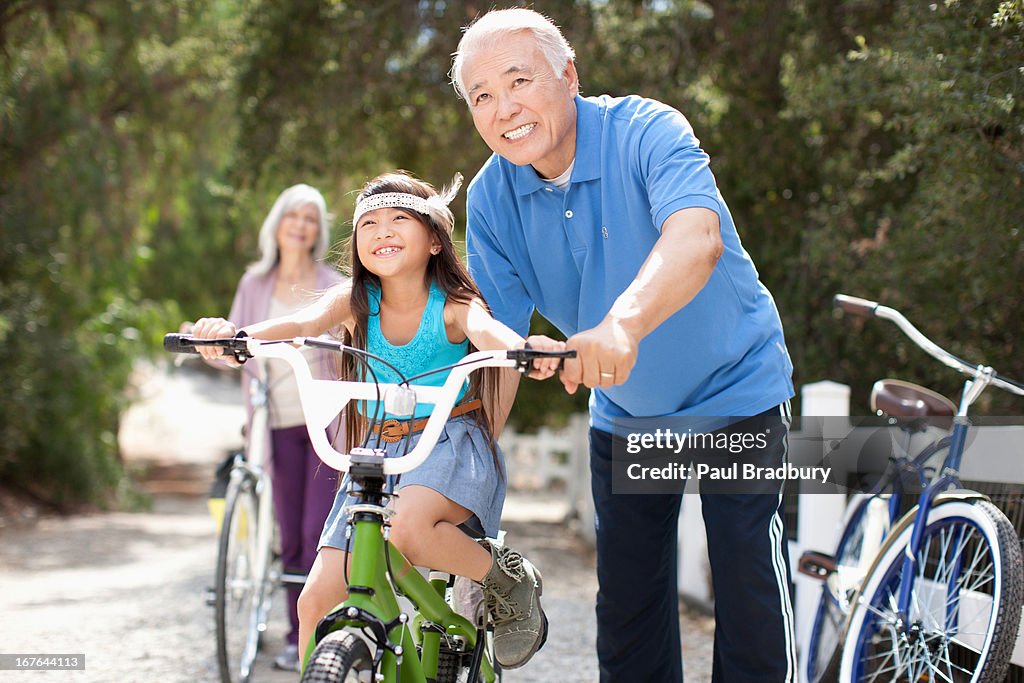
(872, 491, 991, 562)
(933, 488, 990, 503)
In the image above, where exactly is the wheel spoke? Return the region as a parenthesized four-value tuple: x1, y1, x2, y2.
(937, 526, 995, 640)
(910, 533, 934, 630)
(860, 588, 897, 623)
(938, 638, 980, 677)
(923, 642, 954, 683)
(860, 643, 901, 683)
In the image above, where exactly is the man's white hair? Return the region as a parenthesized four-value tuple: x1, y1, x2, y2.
(450, 8, 576, 102)
(248, 183, 332, 276)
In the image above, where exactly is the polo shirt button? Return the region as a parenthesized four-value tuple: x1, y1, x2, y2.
(565, 210, 574, 218)
(544, 187, 554, 192)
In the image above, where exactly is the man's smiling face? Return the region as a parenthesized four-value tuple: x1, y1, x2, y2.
(462, 30, 579, 179)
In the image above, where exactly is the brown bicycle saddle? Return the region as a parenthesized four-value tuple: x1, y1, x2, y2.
(871, 379, 956, 431)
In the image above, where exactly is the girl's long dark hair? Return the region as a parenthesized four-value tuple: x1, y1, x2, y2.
(341, 171, 504, 469)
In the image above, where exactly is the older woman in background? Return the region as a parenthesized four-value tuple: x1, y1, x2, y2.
(225, 184, 345, 671)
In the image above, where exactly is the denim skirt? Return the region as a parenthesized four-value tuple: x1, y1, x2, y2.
(318, 415, 506, 550)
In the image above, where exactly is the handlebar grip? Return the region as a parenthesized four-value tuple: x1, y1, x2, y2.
(164, 333, 199, 354)
(507, 348, 577, 372)
(833, 294, 879, 318)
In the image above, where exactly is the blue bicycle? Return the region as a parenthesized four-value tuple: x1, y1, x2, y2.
(800, 294, 1024, 683)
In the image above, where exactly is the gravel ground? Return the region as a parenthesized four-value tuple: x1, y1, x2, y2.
(0, 493, 714, 683)
(0, 362, 715, 682)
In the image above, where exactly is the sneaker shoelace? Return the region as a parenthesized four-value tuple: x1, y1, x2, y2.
(483, 547, 530, 626)
(485, 590, 520, 626)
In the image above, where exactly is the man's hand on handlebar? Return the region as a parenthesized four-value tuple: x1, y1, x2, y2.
(190, 317, 241, 366)
(561, 317, 639, 394)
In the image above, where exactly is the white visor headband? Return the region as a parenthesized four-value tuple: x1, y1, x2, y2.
(353, 173, 463, 234)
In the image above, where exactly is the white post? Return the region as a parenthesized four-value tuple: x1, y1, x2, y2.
(678, 477, 712, 606)
(800, 381, 851, 418)
(796, 381, 850, 682)
(568, 414, 595, 544)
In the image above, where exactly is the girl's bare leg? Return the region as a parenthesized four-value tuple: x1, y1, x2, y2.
(388, 485, 491, 581)
(297, 547, 350, 660)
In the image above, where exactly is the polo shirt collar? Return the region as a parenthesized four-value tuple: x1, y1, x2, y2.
(570, 96, 601, 183)
(512, 95, 602, 196)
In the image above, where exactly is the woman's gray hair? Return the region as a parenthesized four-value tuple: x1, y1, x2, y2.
(450, 8, 576, 102)
(247, 183, 332, 276)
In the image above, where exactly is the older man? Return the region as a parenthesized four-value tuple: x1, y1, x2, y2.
(451, 8, 797, 683)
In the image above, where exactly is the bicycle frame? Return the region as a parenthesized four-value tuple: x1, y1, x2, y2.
(890, 373, 993, 631)
(245, 367, 277, 634)
(307, 466, 496, 682)
(817, 433, 951, 596)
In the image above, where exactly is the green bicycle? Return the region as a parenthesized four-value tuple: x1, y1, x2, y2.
(164, 332, 571, 682)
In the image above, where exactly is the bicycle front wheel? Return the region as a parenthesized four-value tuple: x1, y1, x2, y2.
(840, 498, 1023, 683)
(806, 494, 891, 683)
(215, 475, 270, 683)
(301, 631, 374, 682)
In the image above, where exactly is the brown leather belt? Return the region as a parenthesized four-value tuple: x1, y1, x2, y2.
(370, 398, 482, 443)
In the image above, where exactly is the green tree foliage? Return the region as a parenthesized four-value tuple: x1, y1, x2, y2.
(0, 1, 245, 506)
(2, 0, 1021, 506)
(783, 0, 1024, 412)
(232, 1, 489, 205)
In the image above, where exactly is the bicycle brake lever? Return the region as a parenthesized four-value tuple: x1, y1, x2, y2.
(231, 330, 251, 364)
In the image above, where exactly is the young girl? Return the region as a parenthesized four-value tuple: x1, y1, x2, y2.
(191, 171, 562, 670)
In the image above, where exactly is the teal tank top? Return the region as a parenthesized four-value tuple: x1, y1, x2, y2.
(360, 281, 470, 420)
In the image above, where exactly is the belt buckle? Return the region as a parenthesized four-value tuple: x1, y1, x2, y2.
(379, 419, 407, 443)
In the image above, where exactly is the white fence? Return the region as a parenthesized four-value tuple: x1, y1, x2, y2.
(498, 413, 594, 541)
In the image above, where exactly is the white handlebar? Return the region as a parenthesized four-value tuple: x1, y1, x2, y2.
(246, 338, 517, 474)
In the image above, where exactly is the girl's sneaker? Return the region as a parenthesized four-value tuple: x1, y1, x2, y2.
(273, 643, 301, 672)
(478, 541, 548, 669)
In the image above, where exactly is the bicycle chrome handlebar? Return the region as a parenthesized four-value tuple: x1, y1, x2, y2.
(833, 294, 1024, 398)
(164, 333, 575, 474)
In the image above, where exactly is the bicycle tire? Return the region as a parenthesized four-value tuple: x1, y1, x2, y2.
(215, 475, 271, 683)
(805, 494, 891, 683)
(839, 499, 1023, 683)
(300, 631, 374, 682)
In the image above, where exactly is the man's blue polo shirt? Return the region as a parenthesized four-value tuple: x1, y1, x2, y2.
(466, 94, 793, 432)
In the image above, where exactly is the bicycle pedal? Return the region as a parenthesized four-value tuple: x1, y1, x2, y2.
(280, 572, 307, 586)
(797, 550, 836, 580)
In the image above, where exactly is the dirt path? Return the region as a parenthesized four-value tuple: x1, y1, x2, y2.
(0, 492, 621, 683)
(1, 494, 229, 683)
(0, 503, 717, 683)
(0, 361, 713, 682)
